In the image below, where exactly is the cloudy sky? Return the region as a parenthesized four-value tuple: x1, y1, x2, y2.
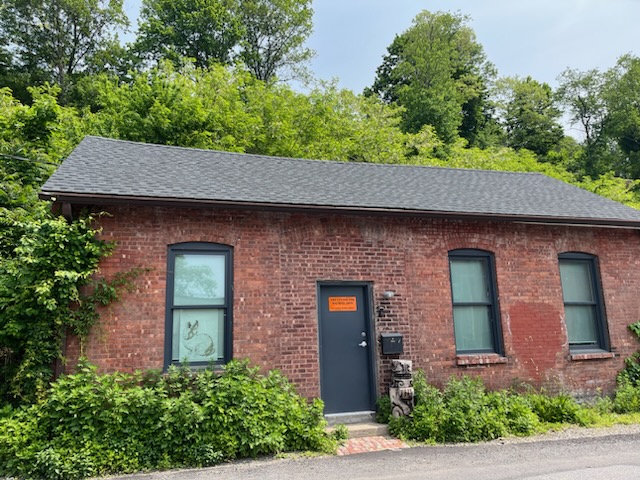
(124, 0, 639, 92)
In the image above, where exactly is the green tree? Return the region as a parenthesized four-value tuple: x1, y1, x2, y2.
(367, 10, 495, 145)
(80, 62, 263, 151)
(557, 68, 607, 146)
(79, 62, 421, 162)
(0, 85, 84, 207)
(494, 76, 564, 156)
(556, 68, 616, 177)
(0, 30, 15, 93)
(252, 80, 415, 162)
(237, 0, 314, 82)
(82, 39, 143, 84)
(135, 0, 243, 69)
(135, 0, 314, 82)
(602, 54, 640, 178)
(0, 0, 128, 101)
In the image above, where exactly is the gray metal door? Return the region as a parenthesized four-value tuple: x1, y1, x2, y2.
(318, 284, 375, 414)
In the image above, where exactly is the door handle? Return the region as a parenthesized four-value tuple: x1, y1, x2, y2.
(358, 341, 367, 348)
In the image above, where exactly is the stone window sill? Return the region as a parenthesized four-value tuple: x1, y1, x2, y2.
(456, 354, 508, 366)
(570, 351, 615, 361)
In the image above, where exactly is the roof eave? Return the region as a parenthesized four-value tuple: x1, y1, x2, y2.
(38, 191, 640, 230)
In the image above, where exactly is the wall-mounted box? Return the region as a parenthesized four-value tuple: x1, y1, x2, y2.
(380, 333, 404, 355)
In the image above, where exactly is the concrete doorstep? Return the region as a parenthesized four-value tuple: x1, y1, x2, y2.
(328, 421, 390, 438)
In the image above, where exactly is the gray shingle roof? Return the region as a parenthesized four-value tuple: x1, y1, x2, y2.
(40, 136, 640, 227)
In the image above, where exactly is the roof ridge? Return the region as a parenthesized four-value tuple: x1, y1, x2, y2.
(81, 136, 543, 177)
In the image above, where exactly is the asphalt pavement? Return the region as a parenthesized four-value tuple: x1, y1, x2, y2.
(103, 425, 640, 480)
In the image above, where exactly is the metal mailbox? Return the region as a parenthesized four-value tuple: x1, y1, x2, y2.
(380, 333, 404, 355)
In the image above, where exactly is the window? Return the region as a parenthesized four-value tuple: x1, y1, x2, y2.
(448, 249, 502, 354)
(165, 243, 232, 368)
(558, 252, 609, 352)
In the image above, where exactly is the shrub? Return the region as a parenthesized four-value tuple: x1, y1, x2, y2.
(485, 391, 540, 436)
(610, 321, 640, 414)
(440, 376, 494, 442)
(330, 424, 349, 442)
(523, 392, 586, 425)
(389, 379, 446, 442)
(613, 380, 640, 413)
(375, 395, 392, 423)
(0, 360, 336, 479)
(390, 374, 539, 443)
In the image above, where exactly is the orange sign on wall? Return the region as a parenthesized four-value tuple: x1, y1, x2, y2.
(328, 296, 357, 312)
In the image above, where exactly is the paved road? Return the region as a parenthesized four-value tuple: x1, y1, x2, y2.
(106, 430, 640, 480)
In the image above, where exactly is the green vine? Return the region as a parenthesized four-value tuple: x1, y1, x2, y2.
(0, 208, 143, 404)
(618, 321, 640, 387)
(69, 268, 149, 351)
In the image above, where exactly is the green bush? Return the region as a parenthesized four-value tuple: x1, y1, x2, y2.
(613, 380, 640, 413)
(611, 321, 640, 413)
(330, 424, 349, 442)
(0, 360, 336, 479)
(486, 391, 540, 436)
(390, 374, 539, 443)
(523, 392, 586, 425)
(375, 395, 392, 424)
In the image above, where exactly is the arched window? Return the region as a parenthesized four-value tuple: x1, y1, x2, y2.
(558, 252, 609, 352)
(448, 249, 503, 354)
(164, 242, 233, 368)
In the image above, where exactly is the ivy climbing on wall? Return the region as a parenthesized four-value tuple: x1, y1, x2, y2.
(619, 321, 640, 387)
(0, 208, 144, 404)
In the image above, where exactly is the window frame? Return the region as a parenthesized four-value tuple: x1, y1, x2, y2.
(448, 249, 503, 355)
(164, 242, 233, 369)
(558, 252, 610, 353)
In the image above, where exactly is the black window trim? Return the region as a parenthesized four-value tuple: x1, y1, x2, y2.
(558, 251, 610, 353)
(164, 242, 233, 369)
(448, 248, 504, 355)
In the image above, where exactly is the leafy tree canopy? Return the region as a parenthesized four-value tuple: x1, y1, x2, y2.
(368, 10, 495, 146)
(135, 0, 243, 69)
(237, 0, 314, 82)
(602, 54, 640, 179)
(0, 85, 85, 208)
(0, 0, 128, 101)
(556, 68, 613, 178)
(77, 62, 422, 163)
(557, 55, 640, 180)
(134, 0, 314, 82)
(494, 76, 564, 157)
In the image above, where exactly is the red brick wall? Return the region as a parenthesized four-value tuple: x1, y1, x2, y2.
(65, 205, 640, 399)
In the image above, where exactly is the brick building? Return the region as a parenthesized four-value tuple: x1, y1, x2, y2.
(41, 136, 640, 414)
